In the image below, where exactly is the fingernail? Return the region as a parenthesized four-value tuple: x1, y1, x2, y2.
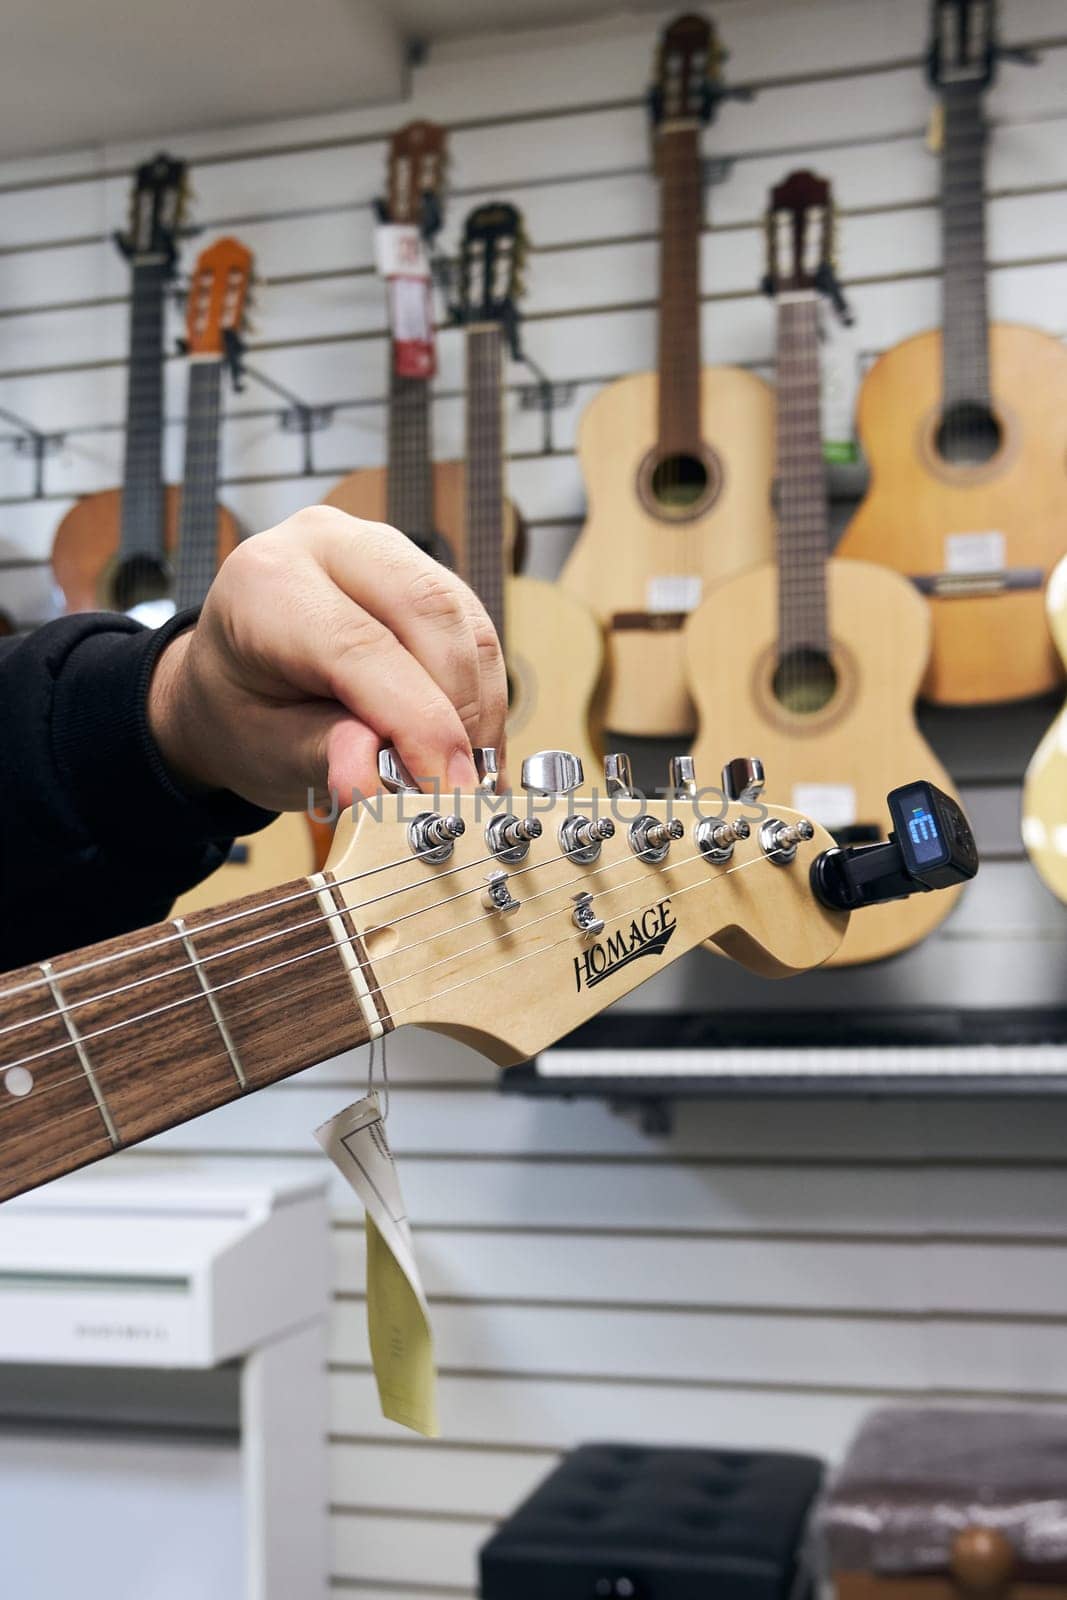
(447, 749, 479, 791)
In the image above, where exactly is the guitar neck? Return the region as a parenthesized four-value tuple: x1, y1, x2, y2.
(175, 359, 224, 612)
(0, 874, 383, 1203)
(464, 323, 507, 647)
(657, 125, 704, 455)
(941, 88, 990, 407)
(120, 259, 169, 560)
(386, 368, 436, 547)
(776, 294, 830, 657)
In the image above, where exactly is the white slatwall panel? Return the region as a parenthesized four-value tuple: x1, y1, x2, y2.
(5, 3, 1067, 1596)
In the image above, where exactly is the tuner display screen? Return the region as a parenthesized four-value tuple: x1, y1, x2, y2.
(895, 785, 945, 867)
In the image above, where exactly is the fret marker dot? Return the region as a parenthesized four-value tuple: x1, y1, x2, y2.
(4, 1067, 33, 1098)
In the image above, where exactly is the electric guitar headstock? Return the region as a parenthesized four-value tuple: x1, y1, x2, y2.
(385, 120, 448, 231)
(183, 236, 254, 375)
(117, 152, 189, 271)
(327, 747, 848, 1062)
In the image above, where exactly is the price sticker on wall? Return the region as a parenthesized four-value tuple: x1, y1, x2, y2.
(314, 1093, 440, 1438)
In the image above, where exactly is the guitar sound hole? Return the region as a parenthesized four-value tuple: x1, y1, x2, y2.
(650, 453, 709, 510)
(935, 402, 1002, 465)
(773, 649, 838, 715)
(111, 554, 172, 613)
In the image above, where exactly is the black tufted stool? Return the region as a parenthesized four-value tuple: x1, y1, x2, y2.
(480, 1441, 824, 1600)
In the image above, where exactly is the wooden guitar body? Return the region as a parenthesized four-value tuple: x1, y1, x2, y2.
(563, 366, 775, 736)
(1022, 555, 1067, 902)
(51, 486, 240, 614)
(685, 557, 965, 965)
(172, 813, 319, 916)
(838, 323, 1067, 705)
(323, 459, 467, 574)
(506, 573, 602, 778)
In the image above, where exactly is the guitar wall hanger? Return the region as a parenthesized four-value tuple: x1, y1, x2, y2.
(0, 402, 64, 501)
(237, 362, 337, 477)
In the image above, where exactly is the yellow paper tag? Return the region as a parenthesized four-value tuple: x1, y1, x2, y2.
(314, 1094, 439, 1438)
(926, 102, 945, 153)
(366, 1213, 439, 1437)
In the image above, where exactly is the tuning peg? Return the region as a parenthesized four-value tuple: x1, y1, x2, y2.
(604, 753, 634, 798)
(473, 747, 500, 794)
(722, 757, 765, 804)
(668, 756, 697, 798)
(520, 750, 583, 795)
(378, 747, 420, 794)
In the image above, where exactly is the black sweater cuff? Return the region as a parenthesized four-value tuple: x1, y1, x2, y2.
(50, 608, 276, 850)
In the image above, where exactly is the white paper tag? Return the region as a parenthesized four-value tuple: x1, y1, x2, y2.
(945, 531, 1005, 575)
(792, 783, 857, 831)
(374, 222, 431, 281)
(389, 275, 433, 343)
(314, 1094, 439, 1437)
(646, 575, 703, 614)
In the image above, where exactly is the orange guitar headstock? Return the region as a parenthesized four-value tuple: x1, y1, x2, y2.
(650, 12, 724, 131)
(385, 120, 448, 226)
(184, 237, 254, 358)
(765, 170, 835, 296)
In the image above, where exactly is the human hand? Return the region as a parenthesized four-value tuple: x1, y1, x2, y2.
(147, 506, 507, 811)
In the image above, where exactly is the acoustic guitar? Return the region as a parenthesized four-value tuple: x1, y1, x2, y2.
(685, 171, 965, 967)
(324, 120, 466, 569)
(52, 154, 240, 618)
(837, 0, 1067, 706)
(1021, 555, 1067, 901)
(560, 12, 775, 738)
(452, 202, 602, 780)
(165, 239, 324, 916)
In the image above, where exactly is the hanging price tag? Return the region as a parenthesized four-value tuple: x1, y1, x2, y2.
(314, 1093, 440, 1438)
(375, 222, 436, 381)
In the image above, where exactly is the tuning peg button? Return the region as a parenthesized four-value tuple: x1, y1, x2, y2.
(669, 755, 697, 797)
(722, 757, 765, 804)
(473, 746, 500, 793)
(379, 747, 420, 793)
(521, 750, 584, 795)
(604, 753, 635, 797)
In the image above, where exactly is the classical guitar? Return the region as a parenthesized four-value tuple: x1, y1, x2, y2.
(560, 12, 774, 738)
(837, 0, 1067, 705)
(164, 239, 323, 914)
(1022, 555, 1067, 901)
(452, 202, 602, 779)
(51, 154, 239, 617)
(0, 742, 977, 1203)
(684, 172, 966, 967)
(324, 120, 465, 568)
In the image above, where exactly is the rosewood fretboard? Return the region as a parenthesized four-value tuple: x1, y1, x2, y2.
(464, 323, 507, 648)
(0, 875, 387, 1202)
(120, 259, 170, 562)
(174, 358, 224, 612)
(775, 292, 830, 658)
(386, 367, 436, 550)
(941, 88, 991, 408)
(657, 125, 704, 457)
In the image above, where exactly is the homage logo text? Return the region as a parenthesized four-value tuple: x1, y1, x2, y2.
(573, 899, 677, 991)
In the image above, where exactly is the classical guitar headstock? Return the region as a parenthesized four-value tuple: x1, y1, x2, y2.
(765, 170, 835, 296)
(452, 201, 527, 335)
(325, 747, 849, 1065)
(928, 0, 997, 90)
(184, 236, 254, 366)
(650, 12, 741, 133)
(119, 151, 189, 269)
(385, 120, 448, 229)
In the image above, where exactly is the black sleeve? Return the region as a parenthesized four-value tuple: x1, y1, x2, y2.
(1, 611, 276, 969)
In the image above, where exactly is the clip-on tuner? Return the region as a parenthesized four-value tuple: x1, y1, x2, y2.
(811, 781, 979, 912)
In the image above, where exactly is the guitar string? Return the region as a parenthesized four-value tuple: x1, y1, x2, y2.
(0, 809, 702, 1043)
(0, 830, 790, 1093)
(0, 842, 796, 1193)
